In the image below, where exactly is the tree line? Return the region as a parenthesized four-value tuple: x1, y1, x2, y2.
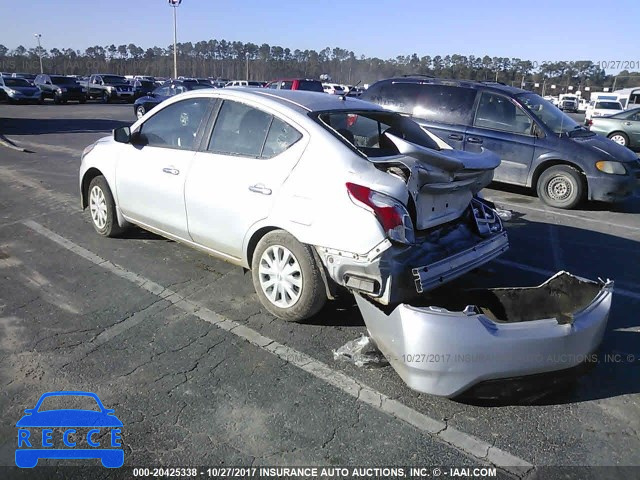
(1, 40, 639, 90)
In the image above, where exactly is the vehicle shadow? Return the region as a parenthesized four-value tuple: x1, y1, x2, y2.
(489, 181, 640, 214)
(0, 117, 131, 135)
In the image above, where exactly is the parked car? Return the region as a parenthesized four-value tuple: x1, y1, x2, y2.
(81, 88, 508, 322)
(264, 78, 324, 92)
(34, 74, 86, 104)
(585, 100, 624, 123)
(577, 98, 589, 112)
(133, 80, 212, 119)
(225, 80, 263, 88)
(323, 83, 346, 95)
(361, 77, 640, 208)
(79, 89, 614, 398)
(11, 72, 38, 85)
(588, 107, 640, 148)
(558, 94, 578, 113)
(83, 74, 135, 103)
(131, 79, 157, 99)
(0, 75, 43, 104)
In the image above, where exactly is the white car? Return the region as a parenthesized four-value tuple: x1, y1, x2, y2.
(78, 88, 613, 398)
(577, 98, 589, 112)
(585, 100, 624, 123)
(322, 83, 345, 95)
(225, 80, 263, 88)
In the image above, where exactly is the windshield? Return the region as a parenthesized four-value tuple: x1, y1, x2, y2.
(563, 97, 577, 101)
(517, 93, 579, 134)
(102, 75, 126, 84)
(3, 78, 31, 87)
(51, 76, 78, 84)
(595, 101, 622, 110)
(15, 73, 37, 80)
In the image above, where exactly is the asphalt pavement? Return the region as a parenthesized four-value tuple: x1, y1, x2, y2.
(0, 103, 639, 479)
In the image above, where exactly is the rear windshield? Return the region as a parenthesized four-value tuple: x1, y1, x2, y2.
(595, 101, 622, 110)
(297, 80, 324, 92)
(3, 78, 31, 87)
(51, 76, 78, 84)
(315, 110, 439, 158)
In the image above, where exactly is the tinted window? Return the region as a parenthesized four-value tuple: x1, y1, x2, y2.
(3, 78, 31, 87)
(281, 81, 293, 90)
(139, 98, 212, 150)
(51, 76, 77, 84)
(263, 117, 302, 158)
(595, 101, 622, 109)
(297, 80, 323, 92)
(474, 92, 532, 135)
(208, 101, 272, 157)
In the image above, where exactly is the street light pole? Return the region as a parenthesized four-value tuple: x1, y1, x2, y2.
(168, 0, 182, 79)
(34, 33, 43, 74)
(246, 53, 249, 81)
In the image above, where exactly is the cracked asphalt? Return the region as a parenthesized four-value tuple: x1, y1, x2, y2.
(1, 104, 639, 479)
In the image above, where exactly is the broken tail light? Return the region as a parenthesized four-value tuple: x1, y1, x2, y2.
(346, 182, 415, 245)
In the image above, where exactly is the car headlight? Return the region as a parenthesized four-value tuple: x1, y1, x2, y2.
(107, 86, 114, 92)
(7, 89, 17, 96)
(596, 161, 627, 175)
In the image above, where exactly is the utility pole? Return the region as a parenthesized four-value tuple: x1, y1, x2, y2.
(34, 33, 43, 74)
(246, 52, 249, 81)
(168, 0, 182, 79)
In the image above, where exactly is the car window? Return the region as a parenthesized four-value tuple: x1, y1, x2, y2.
(317, 110, 439, 158)
(3, 78, 31, 87)
(595, 101, 622, 110)
(263, 117, 302, 158)
(208, 100, 273, 157)
(474, 92, 532, 135)
(281, 81, 293, 90)
(37, 395, 101, 412)
(139, 98, 213, 150)
(298, 80, 324, 92)
(267, 82, 279, 89)
(154, 86, 170, 96)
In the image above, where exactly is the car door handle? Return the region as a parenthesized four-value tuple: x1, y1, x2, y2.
(248, 184, 272, 195)
(467, 137, 483, 144)
(448, 133, 464, 141)
(624, 122, 632, 126)
(162, 167, 180, 175)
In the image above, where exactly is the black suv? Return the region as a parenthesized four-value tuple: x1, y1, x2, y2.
(35, 74, 86, 104)
(361, 76, 640, 208)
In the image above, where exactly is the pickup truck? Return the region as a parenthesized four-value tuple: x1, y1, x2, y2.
(82, 74, 135, 103)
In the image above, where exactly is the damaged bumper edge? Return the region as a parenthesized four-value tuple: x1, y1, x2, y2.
(354, 272, 614, 398)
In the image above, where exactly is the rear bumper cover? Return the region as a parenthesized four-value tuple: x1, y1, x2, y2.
(354, 272, 613, 398)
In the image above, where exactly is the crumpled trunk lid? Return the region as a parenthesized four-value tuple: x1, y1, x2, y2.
(375, 133, 501, 230)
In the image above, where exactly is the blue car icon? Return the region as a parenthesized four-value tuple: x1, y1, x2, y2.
(16, 391, 124, 468)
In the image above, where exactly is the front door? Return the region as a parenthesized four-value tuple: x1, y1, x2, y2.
(465, 91, 536, 185)
(116, 97, 214, 238)
(185, 99, 307, 259)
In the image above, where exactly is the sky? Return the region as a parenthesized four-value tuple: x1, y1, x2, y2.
(1, 0, 638, 72)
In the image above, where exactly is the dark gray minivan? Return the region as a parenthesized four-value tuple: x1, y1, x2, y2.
(361, 77, 640, 208)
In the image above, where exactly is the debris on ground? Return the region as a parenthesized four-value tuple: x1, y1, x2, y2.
(495, 208, 513, 221)
(333, 335, 389, 368)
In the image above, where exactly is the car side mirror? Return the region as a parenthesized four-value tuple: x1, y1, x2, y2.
(533, 124, 545, 139)
(114, 126, 131, 144)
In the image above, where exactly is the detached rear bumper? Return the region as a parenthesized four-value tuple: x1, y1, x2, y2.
(354, 272, 613, 398)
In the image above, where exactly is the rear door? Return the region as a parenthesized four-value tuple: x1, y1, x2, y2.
(185, 99, 307, 259)
(464, 91, 536, 185)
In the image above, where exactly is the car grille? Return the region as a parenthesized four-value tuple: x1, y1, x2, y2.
(116, 86, 132, 92)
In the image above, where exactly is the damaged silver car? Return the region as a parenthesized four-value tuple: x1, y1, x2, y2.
(80, 88, 507, 321)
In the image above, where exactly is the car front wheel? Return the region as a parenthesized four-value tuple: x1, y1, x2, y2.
(608, 132, 629, 146)
(101, 91, 111, 104)
(136, 105, 146, 119)
(251, 230, 327, 322)
(536, 165, 584, 209)
(87, 176, 123, 237)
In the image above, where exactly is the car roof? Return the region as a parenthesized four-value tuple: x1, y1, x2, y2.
(379, 75, 529, 96)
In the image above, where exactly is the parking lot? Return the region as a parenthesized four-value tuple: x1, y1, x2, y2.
(1, 102, 639, 478)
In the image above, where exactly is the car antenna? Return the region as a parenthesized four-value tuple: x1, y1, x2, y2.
(339, 80, 359, 101)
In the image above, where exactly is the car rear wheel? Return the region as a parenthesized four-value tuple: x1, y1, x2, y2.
(251, 231, 327, 322)
(136, 105, 146, 119)
(608, 132, 629, 147)
(87, 176, 123, 237)
(536, 165, 584, 209)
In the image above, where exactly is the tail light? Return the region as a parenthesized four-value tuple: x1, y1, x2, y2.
(586, 119, 593, 127)
(346, 182, 415, 244)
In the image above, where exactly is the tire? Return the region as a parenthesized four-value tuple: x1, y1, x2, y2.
(101, 91, 111, 104)
(608, 132, 629, 147)
(251, 230, 327, 322)
(87, 176, 123, 237)
(54, 95, 62, 105)
(536, 165, 584, 209)
(135, 105, 146, 119)
(79, 97, 87, 104)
